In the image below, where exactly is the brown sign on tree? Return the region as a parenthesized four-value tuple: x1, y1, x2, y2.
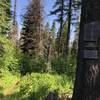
(84, 22, 100, 42)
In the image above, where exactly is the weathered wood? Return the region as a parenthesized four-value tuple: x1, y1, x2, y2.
(83, 50, 98, 59)
(84, 22, 100, 42)
(84, 42, 97, 48)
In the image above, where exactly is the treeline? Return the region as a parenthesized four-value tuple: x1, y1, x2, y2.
(19, 0, 81, 76)
(0, 0, 81, 99)
(0, 0, 81, 77)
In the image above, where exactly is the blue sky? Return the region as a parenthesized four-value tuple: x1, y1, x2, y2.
(11, 0, 57, 31)
(11, 0, 79, 42)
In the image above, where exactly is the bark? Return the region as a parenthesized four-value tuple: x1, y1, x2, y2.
(72, 0, 100, 100)
(57, 0, 64, 55)
(14, 0, 17, 25)
(65, 0, 72, 55)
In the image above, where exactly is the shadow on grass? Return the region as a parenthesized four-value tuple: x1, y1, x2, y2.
(28, 86, 49, 100)
(1, 84, 51, 100)
(0, 80, 71, 100)
(0, 92, 20, 100)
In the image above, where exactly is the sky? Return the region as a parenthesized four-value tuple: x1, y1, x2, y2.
(11, 0, 57, 31)
(11, 0, 79, 42)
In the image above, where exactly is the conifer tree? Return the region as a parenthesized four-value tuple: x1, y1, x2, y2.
(65, 0, 72, 55)
(50, 0, 67, 54)
(0, 0, 11, 34)
(21, 0, 43, 57)
(43, 22, 55, 72)
(51, 21, 56, 37)
(11, 0, 18, 46)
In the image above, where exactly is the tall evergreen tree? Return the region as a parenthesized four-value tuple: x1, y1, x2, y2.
(0, 0, 11, 34)
(11, 0, 18, 46)
(50, 0, 67, 54)
(43, 22, 55, 72)
(51, 21, 56, 37)
(65, 0, 81, 55)
(61, 21, 68, 54)
(65, 0, 72, 55)
(21, 0, 44, 57)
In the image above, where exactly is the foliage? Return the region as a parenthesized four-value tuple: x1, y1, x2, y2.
(0, 69, 19, 90)
(51, 55, 76, 79)
(50, 0, 67, 23)
(0, 69, 20, 100)
(50, 0, 67, 54)
(0, 72, 73, 100)
(20, 53, 46, 75)
(0, 35, 20, 74)
(19, 73, 73, 100)
(51, 21, 56, 37)
(21, 0, 44, 57)
(0, 0, 11, 34)
(60, 21, 68, 54)
(0, 0, 79, 99)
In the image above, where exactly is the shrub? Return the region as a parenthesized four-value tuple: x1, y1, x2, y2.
(0, 69, 19, 90)
(0, 35, 20, 74)
(19, 73, 73, 100)
(0, 69, 20, 100)
(20, 54, 45, 75)
(51, 55, 76, 80)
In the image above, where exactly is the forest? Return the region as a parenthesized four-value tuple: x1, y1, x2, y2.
(1, 0, 100, 100)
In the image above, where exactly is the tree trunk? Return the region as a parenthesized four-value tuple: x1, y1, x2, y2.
(14, 0, 17, 25)
(58, 0, 64, 55)
(72, 0, 100, 100)
(65, 0, 72, 55)
(11, 0, 18, 46)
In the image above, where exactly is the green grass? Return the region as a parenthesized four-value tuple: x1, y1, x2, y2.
(0, 71, 73, 100)
(0, 70, 20, 100)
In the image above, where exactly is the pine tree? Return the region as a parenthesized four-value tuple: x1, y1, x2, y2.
(21, 0, 43, 57)
(0, 0, 11, 34)
(61, 21, 68, 54)
(43, 22, 55, 72)
(65, 0, 72, 55)
(51, 21, 56, 37)
(70, 32, 78, 68)
(50, 0, 67, 55)
(11, 0, 18, 46)
(65, 0, 81, 55)
(43, 22, 50, 61)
